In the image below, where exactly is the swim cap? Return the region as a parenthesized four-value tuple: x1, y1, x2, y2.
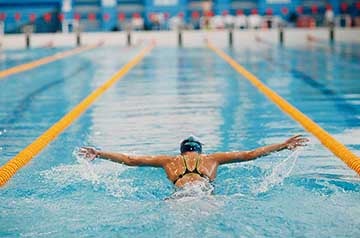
(180, 135, 202, 154)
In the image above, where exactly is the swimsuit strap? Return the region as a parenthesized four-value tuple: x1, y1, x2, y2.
(182, 155, 188, 173)
(183, 155, 202, 171)
(173, 155, 204, 184)
(182, 155, 191, 172)
(195, 155, 201, 173)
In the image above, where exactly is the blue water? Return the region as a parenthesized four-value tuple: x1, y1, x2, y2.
(0, 43, 359, 237)
(0, 47, 66, 70)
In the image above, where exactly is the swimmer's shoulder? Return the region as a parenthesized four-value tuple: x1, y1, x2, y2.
(160, 154, 181, 165)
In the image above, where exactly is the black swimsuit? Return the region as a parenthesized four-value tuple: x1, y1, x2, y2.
(173, 155, 206, 184)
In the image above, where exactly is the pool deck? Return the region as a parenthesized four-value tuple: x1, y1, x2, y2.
(0, 28, 359, 49)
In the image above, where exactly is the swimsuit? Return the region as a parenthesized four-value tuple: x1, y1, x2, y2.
(173, 155, 207, 184)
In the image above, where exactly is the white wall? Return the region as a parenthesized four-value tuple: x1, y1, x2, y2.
(0, 28, 359, 49)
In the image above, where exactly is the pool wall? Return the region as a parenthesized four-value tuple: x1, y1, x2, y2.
(1, 28, 360, 49)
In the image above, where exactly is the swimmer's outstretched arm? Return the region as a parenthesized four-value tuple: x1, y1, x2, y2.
(209, 135, 308, 164)
(78, 147, 171, 167)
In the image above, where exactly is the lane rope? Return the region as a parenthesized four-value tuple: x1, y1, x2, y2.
(207, 42, 360, 175)
(0, 43, 155, 186)
(0, 44, 100, 79)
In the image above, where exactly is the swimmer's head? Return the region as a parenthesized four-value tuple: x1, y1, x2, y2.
(180, 135, 202, 154)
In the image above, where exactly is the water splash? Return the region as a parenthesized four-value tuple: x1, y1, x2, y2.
(252, 149, 301, 194)
(40, 148, 135, 198)
(165, 181, 224, 219)
(0, 129, 6, 135)
(74, 148, 100, 183)
(167, 180, 214, 201)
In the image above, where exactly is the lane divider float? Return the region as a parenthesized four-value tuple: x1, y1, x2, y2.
(0, 43, 100, 79)
(207, 42, 360, 175)
(0, 43, 155, 186)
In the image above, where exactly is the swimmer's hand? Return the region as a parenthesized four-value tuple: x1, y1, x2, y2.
(78, 147, 100, 161)
(284, 135, 309, 150)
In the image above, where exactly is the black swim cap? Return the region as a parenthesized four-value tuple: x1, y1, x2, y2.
(180, 136, 202, 154)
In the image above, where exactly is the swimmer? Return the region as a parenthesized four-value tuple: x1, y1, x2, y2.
(78, 135, 308, 188)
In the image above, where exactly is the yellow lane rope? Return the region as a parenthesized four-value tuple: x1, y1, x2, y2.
(0, 44, 100, 79)
(0, 43, 155, 186)
(207, 42, 360, 175)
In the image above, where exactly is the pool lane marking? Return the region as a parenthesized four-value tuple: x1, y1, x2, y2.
(0, 44, 99, 79)
(0, 43, 155, 186)
(207, 42, 360, 175)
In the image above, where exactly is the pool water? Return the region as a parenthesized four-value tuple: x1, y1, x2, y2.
(0, 43, 360, 237)
(0, 47, 66, 70)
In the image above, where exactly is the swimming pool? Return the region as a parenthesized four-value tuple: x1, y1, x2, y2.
(0, 42, 359, 237)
